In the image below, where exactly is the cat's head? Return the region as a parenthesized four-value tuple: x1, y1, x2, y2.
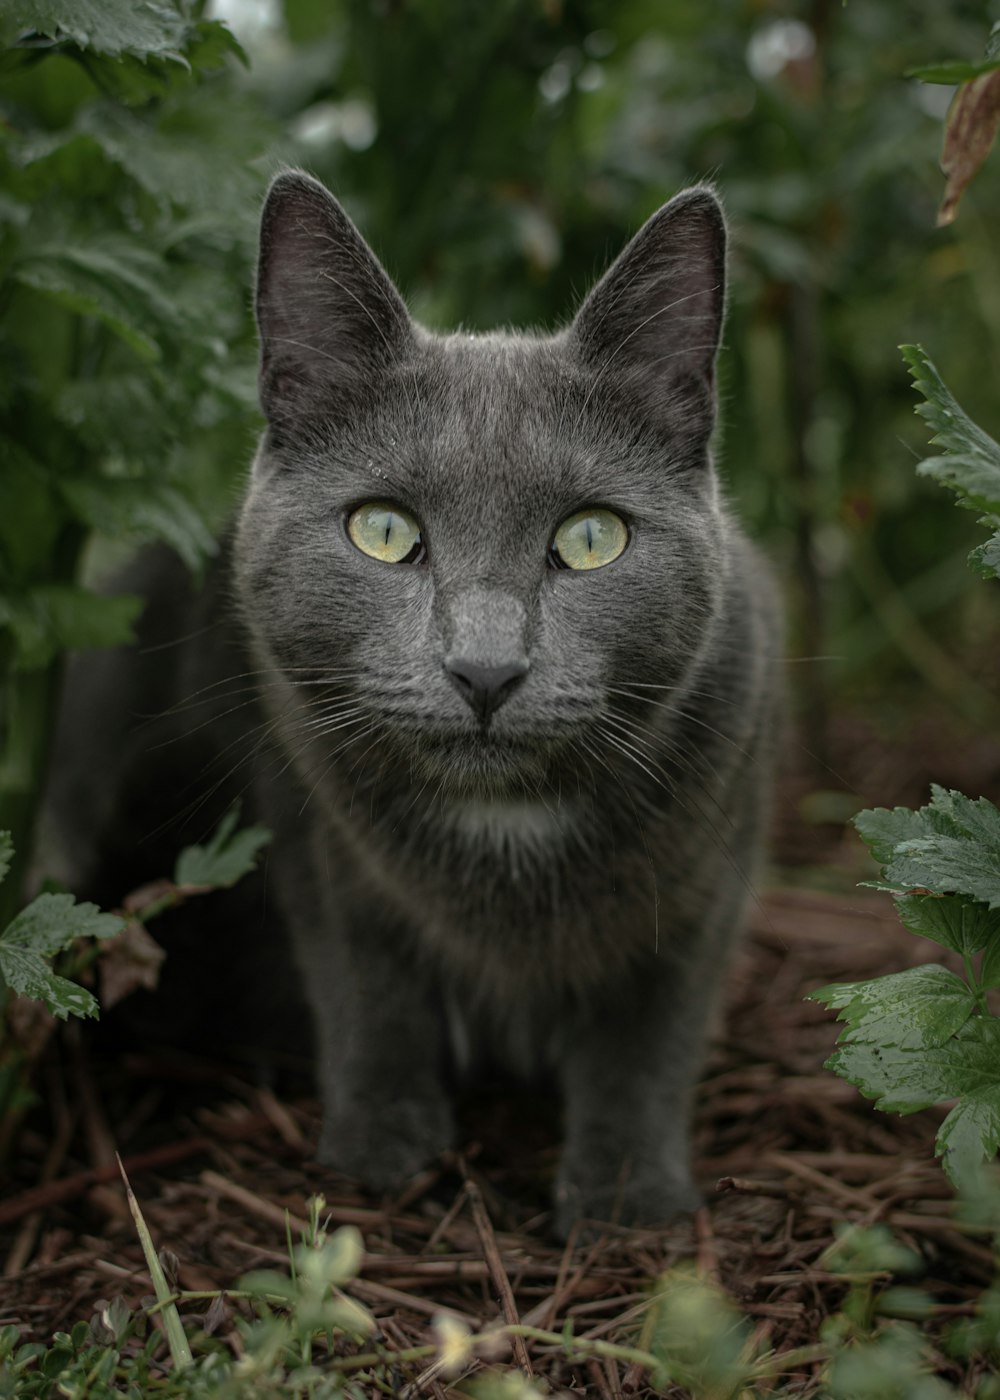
(235, 170, 731, 804)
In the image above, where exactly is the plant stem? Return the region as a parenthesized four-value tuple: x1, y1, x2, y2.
(963, 952, 991, 1016)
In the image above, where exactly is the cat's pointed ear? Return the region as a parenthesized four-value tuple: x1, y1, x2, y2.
(256, 170, 413, 424)
(571, 188, 726, 442)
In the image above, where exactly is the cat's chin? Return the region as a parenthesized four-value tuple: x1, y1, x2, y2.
(407, 731, 552, 801)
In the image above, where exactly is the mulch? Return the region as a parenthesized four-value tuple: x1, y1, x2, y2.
(2, 876, 995, 1397)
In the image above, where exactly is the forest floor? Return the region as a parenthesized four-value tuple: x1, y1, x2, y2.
(2, 709, 999, 1397)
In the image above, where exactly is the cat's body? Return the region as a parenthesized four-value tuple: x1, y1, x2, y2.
(48, 171, 782, 1232)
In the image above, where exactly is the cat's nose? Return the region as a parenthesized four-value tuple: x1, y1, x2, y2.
(444, 657, 528, 722)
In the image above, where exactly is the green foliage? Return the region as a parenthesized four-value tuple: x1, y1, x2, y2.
(0, 830, 123, 1019)
(902, 345, 1000, 579)
(857, 787, 1000, 908)
(0, 0, 271, 916)
(641, 1267, 755, 1395)
(908, 19, 1000, 82)
(173, 805, 271, 891)
(9, 1197, 996, 1397)
(814, 787, 1000, 1187)
(814, 355, 1000, 1190)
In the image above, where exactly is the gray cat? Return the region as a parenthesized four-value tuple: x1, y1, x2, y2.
(226, 169, 782, 1233)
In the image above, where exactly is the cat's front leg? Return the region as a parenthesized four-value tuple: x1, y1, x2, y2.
(554, 946, 724, 1238)
(286, 890, 455, 1189)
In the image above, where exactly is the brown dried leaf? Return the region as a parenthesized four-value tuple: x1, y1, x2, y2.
(6, 992, 57, 1059)
(203, 1291, 231, 1335)
(938, 68, 1000, 225)
(121, 878, 177, 916)
(98, 918, 165, 1010)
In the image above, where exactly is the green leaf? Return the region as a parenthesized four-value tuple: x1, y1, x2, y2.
(17, 103, 261, 227)
(902, 345, 1000, 577)
(12, 239, 184, 363)
(827, 1040, 954, 1114)
(59, 478, 217, 571)
(894, 893, 1000, 956)
(2, 892, 123, 958)
(853, 801, 957, 866)
(811, 964, 976, 1050)
(0, 892, 123, 1019)
(0, 946, 99, 1018)
(856, 788, 1000, 910)
(829, 1017, 1000, 1121)
(0, 0, 231, 64)
(970, 525, 1000, 579)
(937, 1087, 1000, 1188)
(0, 833, 12, 886)
(174, 807, 271, 890)
(0, 586, 142, 670)
(906, 58, 1000, 84)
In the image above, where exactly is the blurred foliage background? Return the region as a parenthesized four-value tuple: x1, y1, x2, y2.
(2, 0, 1000, 905)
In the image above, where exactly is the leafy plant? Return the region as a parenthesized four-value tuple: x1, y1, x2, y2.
(901, 345, 1000, 581)
(8, 1184, 995, 1398)
(0, 806, 269, 1154)
(0, 830, 123, 1021)
(813, 349, 1000, 1189)
(908, 19, 1000, 226)
(0, 0, 272, 923)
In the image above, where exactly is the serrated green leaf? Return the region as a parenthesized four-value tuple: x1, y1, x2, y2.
(829, 1017, 1000, 1117)
(902, 348, 1000, 493)
(59, 478, 217, 571)
(13, 238, 184, 355)
(811, 964, 975, 1050)
(886, 837, 1000, 909)
(4, 0, 190, 62)
(826, 1042, 951, 1113)
(856, 788, 1000, 910)
(13, 100, 259, 229)
(0, 944, 99, 1019)
(901, 346, 1000, 573)
(853, 801, 958, 865)
(174, 807, 270, 890)
(0, 833, 12, 885)
(969, 524, 1000, 580)
(0, 892, 122, 1018)
(0, 586, 141, 670)
(895, 893, 1000, 956)
(12, 239, 183, 363)
(937, 1088, 1000, 1188)
(2, 892, 123, 958)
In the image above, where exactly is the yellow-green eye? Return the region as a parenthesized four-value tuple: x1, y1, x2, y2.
(550, 509, 629, 571)
(347, 501, 425, 564)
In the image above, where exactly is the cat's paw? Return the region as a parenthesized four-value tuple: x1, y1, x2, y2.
(553, 1164, 700, 1241)
(317, 1096, 455, 1191)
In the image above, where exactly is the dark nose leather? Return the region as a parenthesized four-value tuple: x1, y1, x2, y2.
(445, 657, 528, 722)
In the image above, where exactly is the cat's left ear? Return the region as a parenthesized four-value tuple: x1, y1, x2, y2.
(255, 169, 414, 425)
(571, 188, 726, 439)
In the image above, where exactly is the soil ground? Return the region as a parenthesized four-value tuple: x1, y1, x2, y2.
(3, 713, 1000, 1396)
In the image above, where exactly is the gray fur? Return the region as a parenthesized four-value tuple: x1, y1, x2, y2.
(231, 170, 782, 1232)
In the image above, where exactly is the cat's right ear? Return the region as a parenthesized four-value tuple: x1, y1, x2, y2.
(255, 170, 413, 425)
(570, 188, 727, 449)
